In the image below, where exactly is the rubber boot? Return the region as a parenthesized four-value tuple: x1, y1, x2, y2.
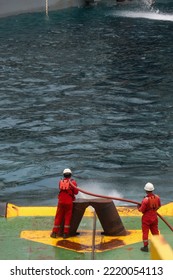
(140, 245, 149, 252)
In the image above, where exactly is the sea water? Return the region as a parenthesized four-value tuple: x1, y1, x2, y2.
(0, 1, 173, 205)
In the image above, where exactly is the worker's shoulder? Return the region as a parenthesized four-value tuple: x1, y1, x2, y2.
(70, 178, 77, 182)
(142, 196, 149, 203)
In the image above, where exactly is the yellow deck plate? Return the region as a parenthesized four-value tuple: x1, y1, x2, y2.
(20, 230, 143, 252)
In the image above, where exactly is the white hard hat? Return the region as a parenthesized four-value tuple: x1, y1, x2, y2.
(63, 168, 72, 175)
(144, 182, 154, 191)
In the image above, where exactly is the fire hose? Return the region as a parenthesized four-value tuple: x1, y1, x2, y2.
(70, 181, 173, 232)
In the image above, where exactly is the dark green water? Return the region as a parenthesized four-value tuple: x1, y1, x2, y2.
(0, 2, 173, 205)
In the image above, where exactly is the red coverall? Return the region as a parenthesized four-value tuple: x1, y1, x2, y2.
(138, 193, 161, 247)
(52, 178, 78, 235)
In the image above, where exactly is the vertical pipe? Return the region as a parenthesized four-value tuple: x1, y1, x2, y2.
(46, 0, 49, 17)
(91, 210, 97, 260)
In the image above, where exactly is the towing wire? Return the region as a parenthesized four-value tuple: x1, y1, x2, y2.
(70, 182, 173, 232)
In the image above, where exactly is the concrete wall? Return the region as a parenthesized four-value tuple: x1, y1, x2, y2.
(0, 0, 85, 18)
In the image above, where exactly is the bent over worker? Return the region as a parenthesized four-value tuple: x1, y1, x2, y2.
(138, 182, 161, 252)
(50, 168, 78, 239)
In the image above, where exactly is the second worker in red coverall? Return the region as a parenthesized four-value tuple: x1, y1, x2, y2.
(138, 182, 161, 252)
(50, 168, 78, 239)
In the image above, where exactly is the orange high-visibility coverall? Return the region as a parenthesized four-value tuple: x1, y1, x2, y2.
(138, 193, 161, 246)
(52, 178, 78, 235)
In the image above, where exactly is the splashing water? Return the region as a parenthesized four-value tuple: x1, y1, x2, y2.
(141, 0, 154, 8)
(113, 10, 173, 21)
(77, 181, 124, 205)
(109, 0, 173, 22)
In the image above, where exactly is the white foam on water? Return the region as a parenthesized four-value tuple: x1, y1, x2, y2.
(112, 10, 173, 22)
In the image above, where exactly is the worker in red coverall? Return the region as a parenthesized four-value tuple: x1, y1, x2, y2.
(50, 168, 78, 239)
(138, 182, 161, 252)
